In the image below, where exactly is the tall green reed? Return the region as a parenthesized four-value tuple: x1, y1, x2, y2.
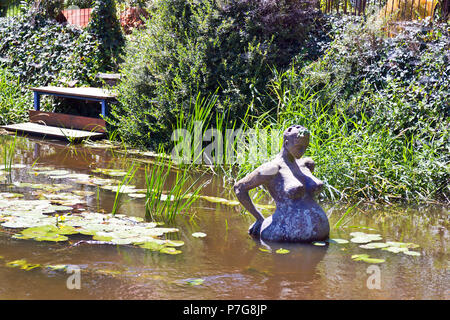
(144, 150, 205, 223)
(111, 163, 138, 216)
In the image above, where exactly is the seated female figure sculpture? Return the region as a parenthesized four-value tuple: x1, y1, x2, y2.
(234, 125, 329, 242)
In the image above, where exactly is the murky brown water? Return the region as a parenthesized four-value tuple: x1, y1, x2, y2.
(0, 135, 448, 300)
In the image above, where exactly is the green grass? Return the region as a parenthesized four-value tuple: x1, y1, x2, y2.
(144, 151, 205, 223)
(111, 163, 138, 216)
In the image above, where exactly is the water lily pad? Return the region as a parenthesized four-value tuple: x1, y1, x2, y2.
(139, 241, 165, 251)
(351, 254, 385, 263)
(128, 193, 146, 198)
(359, 242, 390, 249)
(276, 248, 290, 254)
(19, 225, 69, 242)
(385, 241, 420, 249)
(382, 246, 409, 253)
(45, 264, 69, 271)
(0, 193, 24, 199)
(159, 247, 182, 255)
(0, 164, 26, 170)
(259, 248, 271, 253)
(36, 169, 70, 176)
(72, 191, 96, 197)
(198, 195, 240, 206)
(91, 168, 128, 177)
(329, 238, 349, 244)
(350, 237, 373, 244)
(165, 240, 185, 247)
(186, 278, 204, 286)
(312, 241, 326, 246)
(101, 185, 137, 194)
(192, 232, 207, 238)
(6, 259, 41, 270)
(403, 251, 421, 256)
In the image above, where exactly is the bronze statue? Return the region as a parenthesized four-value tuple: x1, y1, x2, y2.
(234, 125, 329, 242)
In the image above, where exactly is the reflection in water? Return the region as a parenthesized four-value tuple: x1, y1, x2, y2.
(0, 134, 448, 299)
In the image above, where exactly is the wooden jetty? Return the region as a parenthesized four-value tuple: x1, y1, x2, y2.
(2, 86, 116, 142)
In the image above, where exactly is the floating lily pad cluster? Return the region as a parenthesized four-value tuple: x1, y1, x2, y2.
(0, 195, 185, 255)
(326, 231, 422, 263)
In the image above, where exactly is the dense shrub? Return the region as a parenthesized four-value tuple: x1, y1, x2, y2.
(0, 8, 101, 86)
(301, 16, 449, 144)
(87, 0, 124, 71)
(108, 0, 326, 149)
(236, 17, 450, 203)
(0, 68, 32, 125)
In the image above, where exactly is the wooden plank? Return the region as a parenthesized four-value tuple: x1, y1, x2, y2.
(29, 110, 106, 133)
(1, 122, 104, 142)
(29, 86, 116, 100)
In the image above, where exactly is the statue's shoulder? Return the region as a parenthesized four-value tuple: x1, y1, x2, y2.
(256, 160, 280, 177)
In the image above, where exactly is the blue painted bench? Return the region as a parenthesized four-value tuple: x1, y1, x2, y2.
(30, 86, 116, 118)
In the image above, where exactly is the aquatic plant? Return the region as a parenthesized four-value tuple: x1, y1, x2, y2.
(111, 163, 138, 216)
(144, 152, 205, 223)
(2, 133, 17, 175)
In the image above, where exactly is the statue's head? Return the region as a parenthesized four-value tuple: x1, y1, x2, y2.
(283, 125, 310, 159)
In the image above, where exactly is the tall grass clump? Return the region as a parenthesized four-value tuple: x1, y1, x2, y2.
(2, 133, 17, 174)
(111, 163, 138, 216)
(144, 151, 205, 223)
(0, 68, 32, 125)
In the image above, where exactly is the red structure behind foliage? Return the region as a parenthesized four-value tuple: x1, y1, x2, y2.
(62, 8, 92, 28)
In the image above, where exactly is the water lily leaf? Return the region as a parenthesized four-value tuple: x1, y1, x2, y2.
(159, 247, 182, 255)
(359, 242, 390, 249)
(49, 205, 74, 212)
(128, 193, 146, 198)
(29, 166, 55, 171)
(403, 251, 421, 256)
(34, 234, 68, 242)
(101, 185, 137, 193)
(36, 170, 70, 176)
(91, 168, 128, 177)
(45, 264, 69, 271)
(382, 246, 409, 253)
(0, 164, 26, 169)
(56, 225, 79, 235)
(72, 191, 95, 197)
(276, 248, 290, 254)
(385, 242, 420, 249)
(6, 259, 27, 267)
(165, 240, 185, 247)
(350, 237, 373, 244)
(329, 238, 349, 244)
(312, 241, 326, 246)
(0, 193, 24, 199)
(92, 234, 113, 241)
(139, 241, 165, 251)
(186, 278, 204, 286)
(192, 232, 207, 238)
(259, 248, 271, 253)
(198, 195, 240, 206)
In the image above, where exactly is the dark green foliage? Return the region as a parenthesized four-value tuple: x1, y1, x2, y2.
(0, 8, 101, 86)
(108, 0, 324, 149)
(87, 0, 124, 71)
(0, 67, 32, 124)
(302, 16, 449, 147)
(64, 0, 94, 8)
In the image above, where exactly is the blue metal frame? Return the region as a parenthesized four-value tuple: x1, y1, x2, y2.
(32, 90, 110, 118)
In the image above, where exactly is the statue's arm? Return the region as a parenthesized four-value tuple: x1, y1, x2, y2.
(233, 163, 278, 222)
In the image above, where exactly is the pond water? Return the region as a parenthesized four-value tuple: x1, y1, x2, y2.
(0, 134, 448, 300)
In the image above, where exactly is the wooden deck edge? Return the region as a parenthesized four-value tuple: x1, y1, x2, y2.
(2, 122, 105, 143)
(29, 110, 106, 133)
